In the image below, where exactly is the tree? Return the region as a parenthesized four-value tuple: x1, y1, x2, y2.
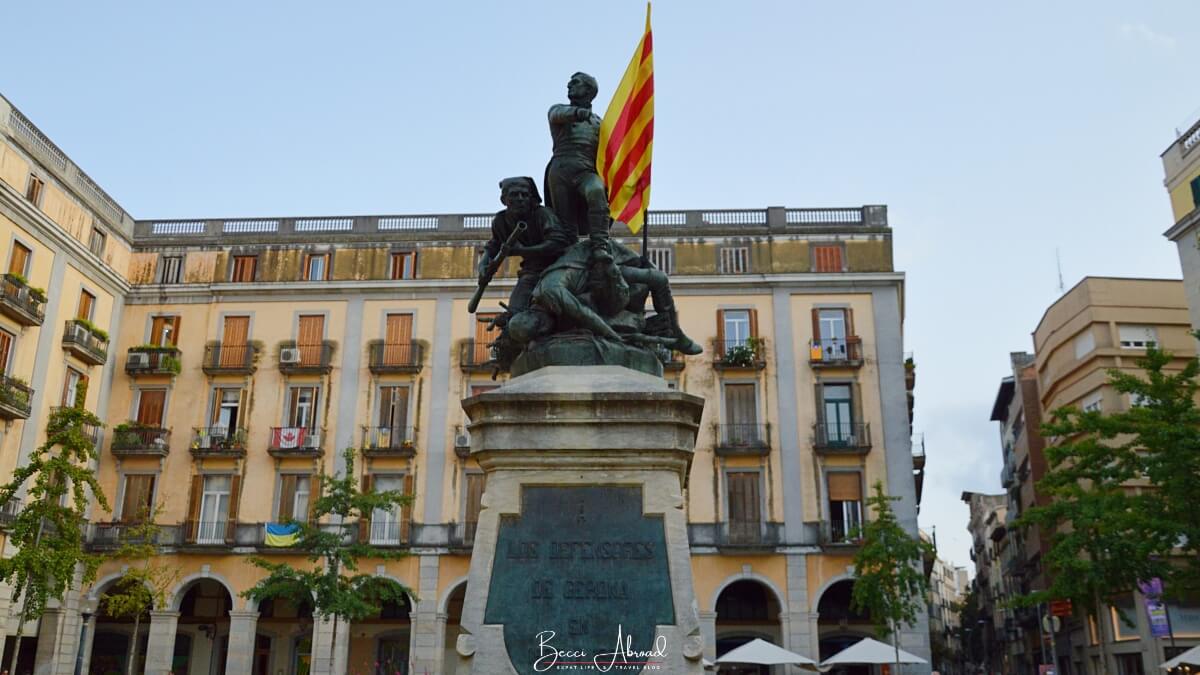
(100, 505, 180, 675)
(242, 447, 413, 673)
(1015, 343, 1200, 673)
(851, 481, 934, 673)
(0, 385, 108, 675)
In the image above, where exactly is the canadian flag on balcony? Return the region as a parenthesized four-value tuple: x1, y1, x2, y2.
(272, 427, 307, 449)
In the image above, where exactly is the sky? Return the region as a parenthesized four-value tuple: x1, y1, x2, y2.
(2, 1, 1196, 571)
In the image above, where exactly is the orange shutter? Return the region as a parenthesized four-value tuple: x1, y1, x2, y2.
(384, 313, 413, 365)
(814, 245, 843, 273)
(226, 475, 242, 541)
(8, 243, 30, 277)
(715, 310, 726, 353)
(136, 390, 166, 426)
(474, 314, 499, 363)
(278, 475, 297, 521)
(0, 332, 12, 375)
(359, 474, 373, 542)
(727, 473, 760, 524)
(150, 316, 180, 347)
(749, 309, 759, 338)
(77, 291, 95, 321)
(828, 473, 862, 502)
(221, 316, 250, 368)
(187, 476, 202, 542)
(298, 315, 325, 365)
(400, 474, 414, 542)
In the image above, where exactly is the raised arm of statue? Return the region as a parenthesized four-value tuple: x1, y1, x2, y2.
(548, 104, 588, 124)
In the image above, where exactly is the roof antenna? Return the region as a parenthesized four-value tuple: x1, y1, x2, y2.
(1055, 248, 1065, 295)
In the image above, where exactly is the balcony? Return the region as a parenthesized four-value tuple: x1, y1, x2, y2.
(87, 521, 179, 550)
(809, 337, 864, 369)
(662, 350, 686, 371)
(688, 521, 784, 549)
(368, 341, 423, 374)
(459, 340, 494, 372)
(821, 520, 864, 547)
(278, 340, 335, 375)
(110, 423, 171, 457)
(182, 519, 240, 547)
(62, 319, 109, 366)
(0, 275, 45, 326)
(202, 342, 259, 375)
(812, 422, 872, 454)
(49, 407, 102, 448)
(268, 427, 322, 458)
(0, 376, 33, 419)
(448, 521, 478, 550)
(361, 425, 416, 458)
(365, 519, 410, 547)
(0, 499, 20, 529)
(714, 423, 770, 456)
(125, 346, 181, 377)
(190, 426, 248, 458)
(713, 338, 767, 370)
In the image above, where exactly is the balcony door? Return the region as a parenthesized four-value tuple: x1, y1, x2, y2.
(726, 472, 761, 542)
(8, 242, 30, 277)
(377, 386, 409, 447)
(815, 308, 848, 357)
(276, 474, 312, 523)
(149, 315, 180, 347)
(827, 472, 863, 542)
(287, 386, 320, 431)
(120, 474, 156, 523)
(197, 474, 232, 544)
(220, 315, 250, 367)
(210, 388, 243, 437)
(370, 474, 405, 544)
(720, 309, 752, 349)
(136, 390, 166, 427)
(723, 383, 758, 445)
(822, 384, 853, 444)
(383, 313, 413, 365)
(297, 315, 325, 366)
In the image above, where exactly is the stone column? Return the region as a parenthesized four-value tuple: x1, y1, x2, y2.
(226, 610, 259, 674)
(310, 615, 350, 675)
(698, 611, 717, 662)
(410, 554, 442, 672)
(34, 606, 65, 674)
(144, 610, 180, 675)
(783, 553, 817, 661)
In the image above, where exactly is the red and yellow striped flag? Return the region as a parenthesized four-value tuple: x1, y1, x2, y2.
(597, 3, 654, 234)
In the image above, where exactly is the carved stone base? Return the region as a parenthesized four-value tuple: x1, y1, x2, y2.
(456, 366, 705, 674)
(510, 333, 663, 377)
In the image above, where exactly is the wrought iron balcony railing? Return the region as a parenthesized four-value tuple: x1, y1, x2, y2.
(458, 340, 494, 371)
(808, 337, 863, 368)
(268, 427, 322, 457)
(110, 424, 170, 457)
(0, 275, 45, 326)
(278, 341, 335, 374)
(62, 319, 108, 366)
(812, 422, 872, 453)
(0, 376, 33, 419)
(125, 346, 182, 376)
(368, 341, 423, 373)
(202, 342, 259, 375)
(191, 426, 249, 456)
(715, 423, 770, 456)
(713, 338, 767, 370)
(361, 425, 416, 457)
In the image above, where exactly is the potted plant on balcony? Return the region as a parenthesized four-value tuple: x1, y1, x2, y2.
(0, 377, 30, 411)
(723, 336, 762, 368)
(112, 421, 157, 450)
(28, 286, 46, 304)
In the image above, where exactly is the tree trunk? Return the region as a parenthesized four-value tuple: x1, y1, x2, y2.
(125, 613, 141, 675)
(893, 619, 902, 675)
(7, 596, 26, 675)
(1094, 588, 1111, 675)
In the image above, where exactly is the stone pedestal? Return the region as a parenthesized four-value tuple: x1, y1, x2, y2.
(455, 366, 706, 675)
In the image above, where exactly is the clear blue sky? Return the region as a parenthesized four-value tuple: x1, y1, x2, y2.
(3, 1, 1195, 571)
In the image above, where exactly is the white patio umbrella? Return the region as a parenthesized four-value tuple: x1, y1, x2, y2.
(821, 637, 927, 666)
(1161, 645, 1200, 670)
(716, 638, 819, 667)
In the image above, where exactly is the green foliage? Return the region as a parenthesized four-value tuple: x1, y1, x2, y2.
(722, 336, 762, 367)
(73, 318, 109, 342)
(0, 383, 109, 636)
(160, 355, 182, 374)
(1016, 343, 1200, 607)
(0, 377, 31, 411)
(6, 272, 29, 287)
(242, 447, 414, 627)
(850, 481, 934, 641)
(28, 287, 46, 303)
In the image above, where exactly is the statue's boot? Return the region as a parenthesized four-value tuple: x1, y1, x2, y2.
(663, 309, 703, 355)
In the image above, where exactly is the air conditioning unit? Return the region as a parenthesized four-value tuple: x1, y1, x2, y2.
(304, 430, 320, 448)
(455, 432, 470, 449)
(126, 352, 150, 369)
(279, 348, 302, 364)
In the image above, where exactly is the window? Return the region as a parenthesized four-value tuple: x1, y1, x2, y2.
(726, 472, 761, 542)
(286, 386, 320, 430)
(1073, 330, 1095, 359)
(77, 290, 95, 321)
(1115, 653, 1145, 675)
(210, 388, 244, 431)
(721, 309, 752, 348)
(827, 472, 863, 542)
(1118, 325, 1157, 349)
(390, 251, 416, 280)
(813, 245, 843, 272)
(219, 315, 251, 368)
(8, 242, 31, 278)
(304, 253, 329, 281)
(88, 228, 106, 257)
(197, 474, 233, 544)
(646, 247, 673, 274)
(0, 330, 13, 375)
(722, 383, 759, 445)
(159, 256, 183, 284)
(719, 247, 749, 274)
(297, 314, 325, 365)
(276, 474, 312, 522)
(1081, 390, 1103, 413)
(120, 474, 156, 522)
(820, 383, 856, 444)
(25, 174, 44, 206)
(149, 315, 180, 347)
(135, 389, 167, 427)
(381, 313, 414, 365)
(230, 255, 257, 283)
(370, 474, 406, 544)
(61, 368, 87, 407)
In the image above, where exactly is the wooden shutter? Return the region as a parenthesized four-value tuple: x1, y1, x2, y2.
(715, 310, 725, 352)
(724, 384, 756, 426)
(8, 243, 30, 277)
(852, 382, 864, 428)
(828, 473, 862, 502)
(77, 290, 95, 321)
(400, 474, 414, 542)
(150, 316, 180, 347)
(465, 474, 485, 524)
(814, 245, 843, 273)
(308, 475, 321, 524)
(298, 315, 325, 365)
(232, 256, 256, 283)
(0, 331, 12, 375)
(384, 313, 413, 365)
(226, 475, 241, 541)
(814, 382, 826, 429)
(359, 474, 373, 542)
(187, 475, 202, 542)
(727, 473, 760, 524)
(474, 313, 499, 363)
(748, 308, 759, 338)
(221, 316, 250, 368)
(121, 475, 154, 523)
(278, 475, 298, 521)
(845, 308, 856, 338)
(136, 390, 166, 426)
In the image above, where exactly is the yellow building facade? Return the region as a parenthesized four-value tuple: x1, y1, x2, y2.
(0, 93, 926, 674)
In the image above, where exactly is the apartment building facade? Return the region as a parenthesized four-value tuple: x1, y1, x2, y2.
(1162, 114, 1200, 333)
(0, 93, 928, 674)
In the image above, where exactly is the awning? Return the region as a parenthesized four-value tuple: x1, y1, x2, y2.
(716, 638, 818, 666)
(821, 637, 927, 666)
(1161, 645, 1200, 670)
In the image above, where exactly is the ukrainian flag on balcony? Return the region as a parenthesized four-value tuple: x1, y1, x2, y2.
(264, 522, 300, 547)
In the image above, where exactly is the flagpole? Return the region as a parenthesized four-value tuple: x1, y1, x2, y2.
(641, 210, 649, 265)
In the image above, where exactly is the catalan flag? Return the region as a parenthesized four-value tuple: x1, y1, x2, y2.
(598, 3, 654, 234)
